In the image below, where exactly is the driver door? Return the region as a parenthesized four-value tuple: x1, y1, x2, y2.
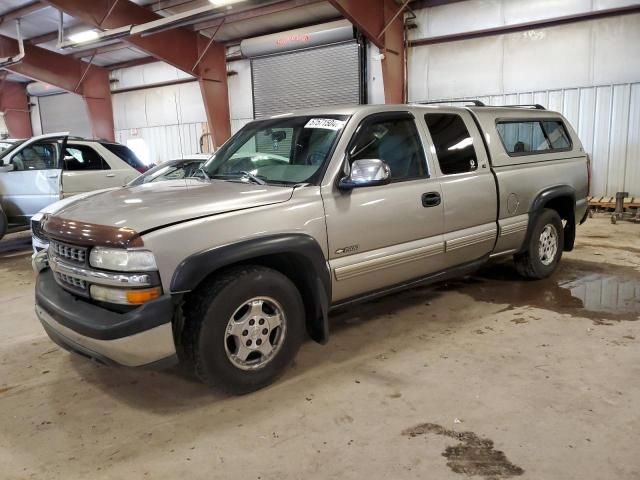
(321, 112, 446, 303)
(0, 133, 67, 224)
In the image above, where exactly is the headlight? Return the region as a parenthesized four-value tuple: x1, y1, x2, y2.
(89, 247, 157, 272)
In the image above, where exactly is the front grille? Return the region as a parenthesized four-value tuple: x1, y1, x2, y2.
(50, 240, 87, 264)
(54, 271, 88, 295)
(31, 218, 47, 243)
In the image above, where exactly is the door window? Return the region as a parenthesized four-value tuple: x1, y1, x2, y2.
(11, 142, 60, 171)
(349, 113, 427, 181)
(63, 145, 108, 171)
(425, 113, 478, 175)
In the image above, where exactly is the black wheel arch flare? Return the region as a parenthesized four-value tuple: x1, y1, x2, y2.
(170, 233, 331, 344)
(523, 185, 577, 253)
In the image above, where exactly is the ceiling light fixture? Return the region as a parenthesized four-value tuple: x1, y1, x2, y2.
(68, 30, 100, 44)
(208, 0, 246, 6)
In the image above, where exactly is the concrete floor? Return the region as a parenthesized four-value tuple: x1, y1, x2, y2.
(0, 216, 638, 480)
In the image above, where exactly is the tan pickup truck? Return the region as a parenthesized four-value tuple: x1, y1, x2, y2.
(34, 103, 589, 393)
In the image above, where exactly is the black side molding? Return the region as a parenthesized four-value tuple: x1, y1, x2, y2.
(171, 234, 331, 344)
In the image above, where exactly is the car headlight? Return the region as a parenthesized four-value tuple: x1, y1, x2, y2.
(89, 247, 157, 272)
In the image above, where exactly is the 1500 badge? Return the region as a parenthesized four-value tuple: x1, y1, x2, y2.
(335, 244, 359, 255)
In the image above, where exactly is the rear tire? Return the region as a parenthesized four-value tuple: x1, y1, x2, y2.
(514, 208, 564, 279)
(183, 265, 305, 394)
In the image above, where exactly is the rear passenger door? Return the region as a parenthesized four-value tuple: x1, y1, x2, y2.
(61, 143, 122, 196)
(422, 110, 498, 267)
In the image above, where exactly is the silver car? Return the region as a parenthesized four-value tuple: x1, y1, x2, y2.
(0, 133, 144, 240)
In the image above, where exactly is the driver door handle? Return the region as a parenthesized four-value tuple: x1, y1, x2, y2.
(106, 173, 116, 178)
(422, 192, 441, 207)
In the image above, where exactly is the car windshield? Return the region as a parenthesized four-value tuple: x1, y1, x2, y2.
(0, 140, 25, 160)
(202, 115, 349, 185)
(128, 159, 207, 186)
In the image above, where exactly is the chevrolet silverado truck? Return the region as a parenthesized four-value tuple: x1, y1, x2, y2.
(34, 103, 589, 393)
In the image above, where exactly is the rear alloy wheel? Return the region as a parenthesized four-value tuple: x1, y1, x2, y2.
(514, 208, 564, 279)
(537, 223, 559, 266)
(183, 266, 304, 394)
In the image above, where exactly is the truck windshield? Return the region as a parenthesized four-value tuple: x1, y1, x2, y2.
(202, 115, 349, 185)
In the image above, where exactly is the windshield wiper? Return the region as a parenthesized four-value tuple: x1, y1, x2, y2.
(238, 171, 266, 185)
(197, 166, 210, 181)
(211, 171, 266, 185)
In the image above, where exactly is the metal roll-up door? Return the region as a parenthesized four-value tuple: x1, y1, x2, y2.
(252, 42, 361, 118)
(38, 93, 92, 137)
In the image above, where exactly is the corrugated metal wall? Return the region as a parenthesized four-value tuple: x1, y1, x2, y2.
(408, 7, 640, 197)
(435, 83, 640, 197)
(112, 81, 207, 163)
(110, 59, 253, 161)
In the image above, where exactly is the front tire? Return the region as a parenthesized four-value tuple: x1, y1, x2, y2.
(514, 208, 564, 279)
(183, 265, 305, 394)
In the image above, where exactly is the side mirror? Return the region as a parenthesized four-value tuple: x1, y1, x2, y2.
(338, 159, 391, 190)
(0, 163, 15, 172)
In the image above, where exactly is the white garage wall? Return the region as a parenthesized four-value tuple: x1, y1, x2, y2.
(111, 60, 253, 163)
(408, 9, 640, 196)
(112, 81, 207, 163)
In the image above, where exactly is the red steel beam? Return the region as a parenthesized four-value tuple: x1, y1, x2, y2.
(0, 35, 114, 140)
(329, 0, 405, 103)
(43, 0, 231, 147)
(0, 80, 33, 138)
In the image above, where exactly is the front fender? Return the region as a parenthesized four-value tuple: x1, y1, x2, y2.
(171, 233, 331, 344)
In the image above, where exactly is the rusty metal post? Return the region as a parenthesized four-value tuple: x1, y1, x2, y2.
(0, 34, 114, 140)
(44, 0, 231, 146)
(0, 80, 33, 138)
(329, 0, 406, 103)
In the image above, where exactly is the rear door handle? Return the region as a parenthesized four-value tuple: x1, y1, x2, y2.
(421, 192, 441, 207)
(47, 174, 59, 179)
(106, 173, 116, 178)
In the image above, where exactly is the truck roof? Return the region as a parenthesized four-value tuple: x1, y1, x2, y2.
(264, 103, 562, 119)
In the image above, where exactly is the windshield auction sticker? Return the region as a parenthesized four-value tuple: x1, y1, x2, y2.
(305, 118, 346, 130)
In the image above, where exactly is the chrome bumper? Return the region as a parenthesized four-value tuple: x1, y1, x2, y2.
(36, 304, 177, 368)
(36, 269, 177, 368)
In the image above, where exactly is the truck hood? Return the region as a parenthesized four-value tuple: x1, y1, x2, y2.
(54, 179, 295, 233)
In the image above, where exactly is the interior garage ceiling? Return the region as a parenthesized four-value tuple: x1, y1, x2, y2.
(0, 0, 348, 79)
(0, 0, 463, 80)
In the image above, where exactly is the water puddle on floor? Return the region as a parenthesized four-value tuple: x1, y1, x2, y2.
(440, 259, 640, 322)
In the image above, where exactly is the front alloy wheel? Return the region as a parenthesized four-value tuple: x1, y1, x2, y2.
(224, 297, 287, 370)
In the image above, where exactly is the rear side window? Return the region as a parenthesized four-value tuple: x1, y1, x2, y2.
(63, 145, 108, 171)
(425, 113, 478, 175)
(496, 120, 571, 155)
(101, 143, 145, 170)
